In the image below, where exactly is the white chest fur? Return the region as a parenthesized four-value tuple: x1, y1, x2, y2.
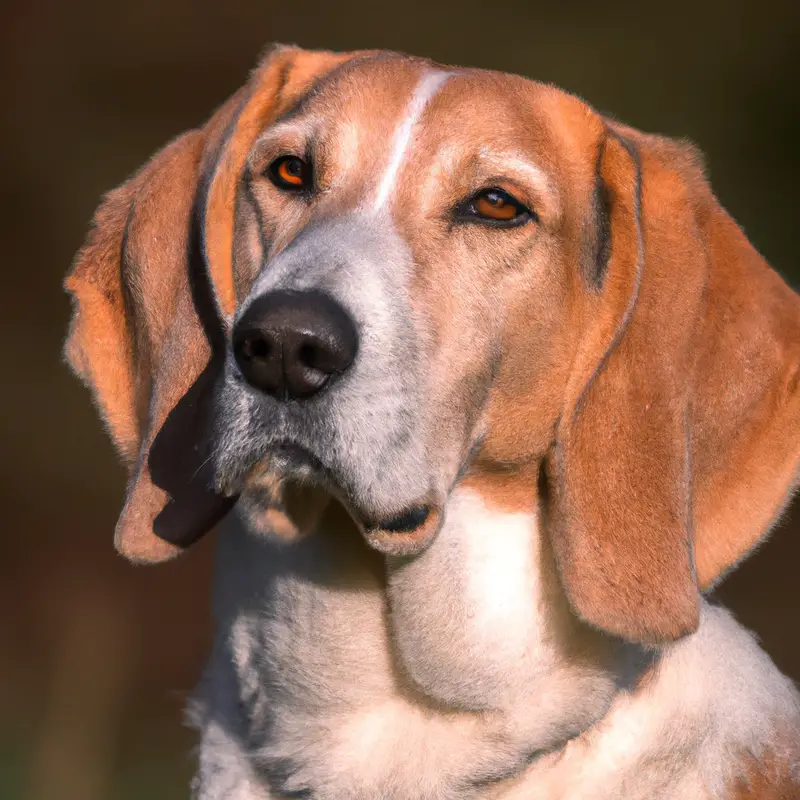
(198, 489, 619, 798)
(194, 489, 799, 799)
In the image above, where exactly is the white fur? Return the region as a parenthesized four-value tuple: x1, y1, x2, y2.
(372, 70, 450, 212)
(501, 605, 800, 799)
(463, 494, 541, 657)
(191, 489, 800, 798)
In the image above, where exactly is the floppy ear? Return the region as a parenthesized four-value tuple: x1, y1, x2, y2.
(548, 126, 800, 644)
(65, 45, 352, 562)
(65, 128, 220, 563)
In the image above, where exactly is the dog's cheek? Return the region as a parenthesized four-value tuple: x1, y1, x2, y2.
(233, 183, 271, 305)
(406, 245, 499, 473)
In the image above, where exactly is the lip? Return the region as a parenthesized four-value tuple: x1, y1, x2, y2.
(361, 504, 444, 557)
(243, 440, 442, 555)
(375, 506, 431, 533)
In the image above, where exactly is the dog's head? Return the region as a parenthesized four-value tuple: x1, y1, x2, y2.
(65, 46, 800, 645)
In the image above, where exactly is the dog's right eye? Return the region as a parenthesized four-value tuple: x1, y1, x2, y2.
(456, 187, 535, 228)
(269, 155, 310, 191)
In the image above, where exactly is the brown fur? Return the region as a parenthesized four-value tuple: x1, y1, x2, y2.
(546, 125, 800, 642)
(204, 48, 355, 318)
(730, 740, 800, 798)
(65, 130, 206, 561)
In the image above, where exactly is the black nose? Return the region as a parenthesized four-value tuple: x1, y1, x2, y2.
(233, 290, 358, 400)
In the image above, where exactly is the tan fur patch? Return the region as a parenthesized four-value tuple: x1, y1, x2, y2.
(730, 744, 800, 799)
(204, 47, 354, 318)
(65, 131, 207, 561)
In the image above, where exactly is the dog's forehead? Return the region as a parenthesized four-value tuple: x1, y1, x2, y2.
(269, 55, 598, 176)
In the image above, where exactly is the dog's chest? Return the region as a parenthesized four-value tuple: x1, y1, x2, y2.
(208, 492, 604, 798)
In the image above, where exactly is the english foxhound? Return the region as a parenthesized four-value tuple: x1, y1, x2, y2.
(65, 46, 800, 798)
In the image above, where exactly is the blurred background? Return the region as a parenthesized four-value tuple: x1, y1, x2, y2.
(0, 0, 797, 796)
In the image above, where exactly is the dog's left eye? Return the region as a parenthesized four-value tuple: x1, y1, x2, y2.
(459, 188, 533, 227)
(269, 155, 311, 190)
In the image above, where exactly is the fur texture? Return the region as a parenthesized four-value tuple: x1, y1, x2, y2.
(64, 47, 800, 798)
(190, 494, 800, 798)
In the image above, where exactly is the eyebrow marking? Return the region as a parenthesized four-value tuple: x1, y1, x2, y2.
(372, 70, 451, 212)
(477, 150, 556, 200)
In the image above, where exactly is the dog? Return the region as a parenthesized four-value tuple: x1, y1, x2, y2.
(65, 46, 800, 798)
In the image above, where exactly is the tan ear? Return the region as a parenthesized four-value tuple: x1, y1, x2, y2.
(690, 165, 800, 588)
(548, 127, 800, 644)
(65, 129, 215, 562)
(64, 45, 353, 562)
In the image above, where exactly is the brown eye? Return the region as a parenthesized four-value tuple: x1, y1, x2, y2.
(475, 190, 519, 219)
(270, 155, 309, 190)
(459, 188, 532, 227)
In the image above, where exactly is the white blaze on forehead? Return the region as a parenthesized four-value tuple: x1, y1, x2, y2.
(372, 70, 451, 212)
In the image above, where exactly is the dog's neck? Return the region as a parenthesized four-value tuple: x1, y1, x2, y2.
(384, 489, 637, 737)
(201, 487, 797, 799)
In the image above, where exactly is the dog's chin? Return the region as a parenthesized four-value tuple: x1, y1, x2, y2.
(234, 443, 442, 556)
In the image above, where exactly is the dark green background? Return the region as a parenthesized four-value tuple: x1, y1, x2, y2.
(1, 0, 797, 797)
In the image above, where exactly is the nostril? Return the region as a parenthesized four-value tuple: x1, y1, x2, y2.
(297, 342, 322, 371)
(240, 335, 271, 362)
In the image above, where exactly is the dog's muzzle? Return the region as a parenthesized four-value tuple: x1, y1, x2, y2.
(229, 288, 443, 554)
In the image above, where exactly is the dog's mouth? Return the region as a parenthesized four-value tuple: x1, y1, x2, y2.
(233, 441, 443, 555)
